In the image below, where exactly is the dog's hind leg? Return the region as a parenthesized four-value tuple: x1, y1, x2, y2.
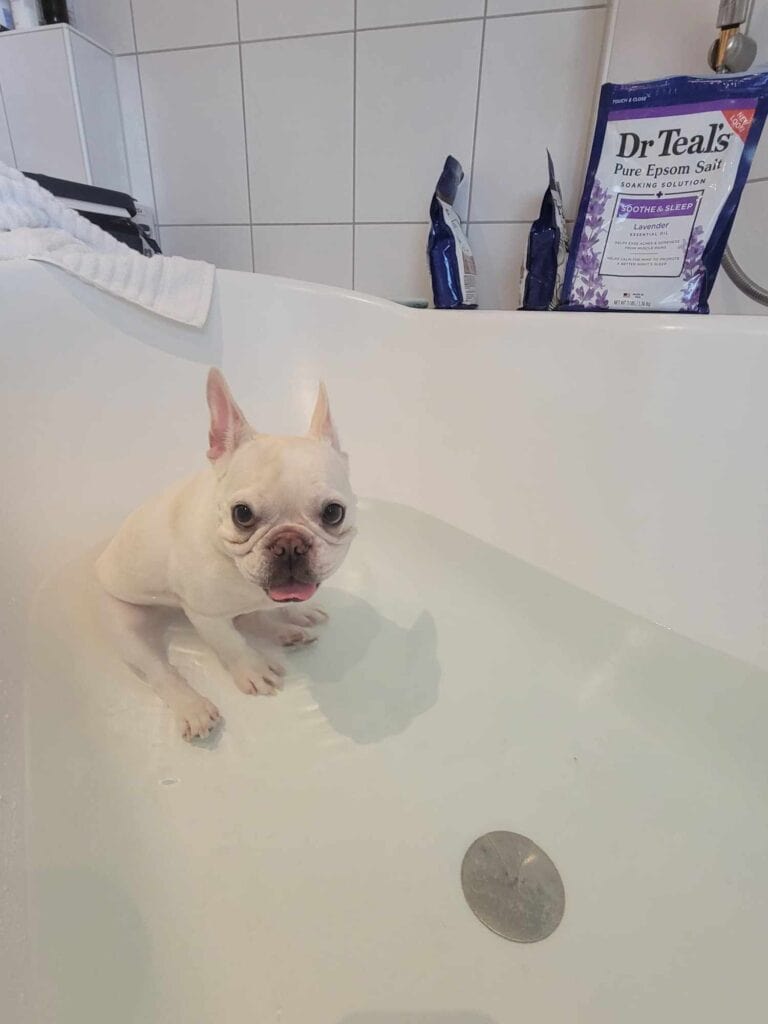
(99, 590, 220, 740)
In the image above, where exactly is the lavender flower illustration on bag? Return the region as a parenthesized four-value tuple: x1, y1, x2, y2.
(570, 181, 609, 309)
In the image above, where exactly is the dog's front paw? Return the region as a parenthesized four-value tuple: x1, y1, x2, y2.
(175, 694, 221, 741)
(231, 652, 286, 696)
(280, 605, 329, 628)
(276, 625, 317, 647)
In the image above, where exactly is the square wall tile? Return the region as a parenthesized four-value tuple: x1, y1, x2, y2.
(243, 34, 353, 223)
(238, 0, 353, 41)
(355, 223, 431, 302)
(70, 0, 135, 53)
(472, 8, 606, 221)
(357, 0, 483, 30)
(132, 0, 238, 51)
(160, 225, 253, 271)
(468, 222, 530, 309)
(607, 0, 715, 83)
(252, 225, 353, 287)
(356, 20, 483, 222)
(115, 55, 153, 203)
(139, 46, 249, 224)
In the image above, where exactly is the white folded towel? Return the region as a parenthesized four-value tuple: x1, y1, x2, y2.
(0, 162, 214, 327)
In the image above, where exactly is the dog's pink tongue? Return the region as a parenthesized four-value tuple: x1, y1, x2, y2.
(268, 582, 318, 603)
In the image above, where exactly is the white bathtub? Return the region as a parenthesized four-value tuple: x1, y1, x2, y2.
(2, 262, 767, 1023)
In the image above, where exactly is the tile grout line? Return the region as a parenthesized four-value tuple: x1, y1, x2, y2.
(486, 3, 606, 19)
(465, 0, 489, 231)
(114, 4, 607, 57)
(235, 0, 256, 273)
(128, 0, 159, 230)
(123, 32, 354, 57)
(351, 0, 357, 289)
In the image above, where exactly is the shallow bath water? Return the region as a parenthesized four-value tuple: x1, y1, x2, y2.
(25, 500, 768, 1023)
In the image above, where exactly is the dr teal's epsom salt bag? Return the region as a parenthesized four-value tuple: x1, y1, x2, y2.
(563, 71, 768, 312)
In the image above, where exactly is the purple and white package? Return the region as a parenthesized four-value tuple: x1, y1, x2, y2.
(427, 155, 477, 310)
(563, 71, 768, 312)
(520, 151, 569, 310)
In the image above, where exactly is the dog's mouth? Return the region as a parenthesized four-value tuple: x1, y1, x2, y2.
(266, 582, 319, 603)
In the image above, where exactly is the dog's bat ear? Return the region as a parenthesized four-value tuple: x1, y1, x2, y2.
(206, 368, 253, 461)
(307, 382, 341, 452)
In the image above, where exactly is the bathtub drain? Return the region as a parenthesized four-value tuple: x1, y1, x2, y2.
(461, 831, 565, 943)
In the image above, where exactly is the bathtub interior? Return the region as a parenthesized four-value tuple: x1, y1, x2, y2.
(3, 262, 768, 1022)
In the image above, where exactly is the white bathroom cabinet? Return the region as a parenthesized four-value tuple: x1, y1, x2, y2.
(0, 23, 128, 190)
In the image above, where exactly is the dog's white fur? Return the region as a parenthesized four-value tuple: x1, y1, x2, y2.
(96, 370, 356, 740)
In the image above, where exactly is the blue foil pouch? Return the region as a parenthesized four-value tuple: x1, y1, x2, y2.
(521, 151, 569, 310)
(427, 155, 477, 309)
(563, 70, 768, 312)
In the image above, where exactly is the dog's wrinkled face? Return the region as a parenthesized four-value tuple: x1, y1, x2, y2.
(206, 370, 356, 603)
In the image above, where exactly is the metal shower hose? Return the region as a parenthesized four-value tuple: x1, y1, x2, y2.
(721, 247, 768, 305)
(715, 0, 768, 304)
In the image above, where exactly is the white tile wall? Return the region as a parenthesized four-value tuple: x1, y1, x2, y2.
(69, 0, 135, 55)
(67, 0, 621, 306)
(468, 221, 531, 309)
(471, 7, 605, 221)
(132, 0, 239, 52)
(29, 0, 768, 312)
(242, 34, 353, 223)
(355, 223, 432, 300)
(138, 45, 250, 224)
(239, 0, 354, 41)
(357, 0, 484, 29)
(488, 0, 592, 10)
(251, 224, 353, 288)
(607, 0, 715, 83)
(356, 19, 483, 222)
(160, 225, 254, 272)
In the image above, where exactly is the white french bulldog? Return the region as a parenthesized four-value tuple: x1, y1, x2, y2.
(96, 369, 356, 740)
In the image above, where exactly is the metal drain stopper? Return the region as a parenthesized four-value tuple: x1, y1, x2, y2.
(461, 831, 565, 943)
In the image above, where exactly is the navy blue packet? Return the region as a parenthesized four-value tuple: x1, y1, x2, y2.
(520, 151, 569, 310)
(427, 156, 477, 309)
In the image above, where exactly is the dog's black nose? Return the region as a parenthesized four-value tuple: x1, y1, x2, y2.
(270, 529, 310, 561)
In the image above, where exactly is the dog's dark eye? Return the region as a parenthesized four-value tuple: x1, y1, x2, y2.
(321, 502, 345, 527)
(232, 503, 257, 529)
